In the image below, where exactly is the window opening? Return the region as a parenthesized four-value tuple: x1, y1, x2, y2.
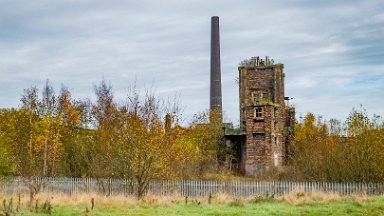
(253, 92, 260, 103)
(255, 107, 263, 118)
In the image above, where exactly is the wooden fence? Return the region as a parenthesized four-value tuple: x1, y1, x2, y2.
(1, 177, 383, 198)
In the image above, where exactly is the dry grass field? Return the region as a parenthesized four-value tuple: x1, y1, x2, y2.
(1, 190, 383, 215)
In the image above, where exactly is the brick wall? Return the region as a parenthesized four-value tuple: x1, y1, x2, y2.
(239, 59, 286, 176)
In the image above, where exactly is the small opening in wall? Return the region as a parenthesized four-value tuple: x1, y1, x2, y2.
(253, 92, 260, 103)
(262, 93, 269, 101)
(255, 107, 263, 118)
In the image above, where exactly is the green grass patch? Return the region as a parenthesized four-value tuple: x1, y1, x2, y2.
(16, 196, 384, 216)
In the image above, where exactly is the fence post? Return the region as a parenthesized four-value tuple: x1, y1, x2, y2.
(2, 178, 382, 198)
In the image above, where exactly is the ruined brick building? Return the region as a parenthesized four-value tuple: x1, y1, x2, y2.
(230, 57, 295, 175)
(209, 16, 295, 176)
(225, 56, 295, 176)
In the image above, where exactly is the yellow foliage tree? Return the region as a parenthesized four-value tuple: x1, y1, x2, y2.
(291, 108, 384, 182)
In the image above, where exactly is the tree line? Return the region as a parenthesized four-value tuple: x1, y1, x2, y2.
(0, 80, 225, 197)
(289, 108, 384, 183)
(1, 80, 383, 185)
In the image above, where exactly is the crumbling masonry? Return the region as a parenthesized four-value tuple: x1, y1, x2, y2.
(225, 56, 295, 176)
(208, 16, 295, 176)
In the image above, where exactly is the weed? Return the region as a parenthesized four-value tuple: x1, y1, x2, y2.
(1, 198, 14, 216)
(228, 199, 244, 207)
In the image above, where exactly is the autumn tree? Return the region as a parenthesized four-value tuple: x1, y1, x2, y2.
(31, 81, 64, 176)
(182, 109, 226, 178)
(90, 80, 118, 178)
(0, 110, 16, 175)
(57, 86, 93, 177)
(289, 113, 327, 180)
(13, 82, 89, 177)
(18, 86, 41, 175)
(343, 108, 384, 182)
(290, 108, 384, 182)
(112, 89, 178, 198)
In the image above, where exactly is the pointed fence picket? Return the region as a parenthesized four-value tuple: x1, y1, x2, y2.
(0, 177, 383, 198)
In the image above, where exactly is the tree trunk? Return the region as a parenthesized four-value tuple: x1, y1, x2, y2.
(43, 138, 48, 177)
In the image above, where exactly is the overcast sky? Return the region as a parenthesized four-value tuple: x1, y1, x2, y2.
(1, 0, 383, 125)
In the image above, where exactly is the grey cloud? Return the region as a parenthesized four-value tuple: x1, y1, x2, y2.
(0, 0, 383, 124)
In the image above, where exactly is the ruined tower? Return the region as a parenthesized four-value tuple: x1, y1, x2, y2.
(208, 17, 295, 175)
(210, 16, 223, 122)
(237, 56, 294, 175)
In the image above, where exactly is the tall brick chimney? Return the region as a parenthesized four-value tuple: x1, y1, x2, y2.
(210, 16, 222, 122)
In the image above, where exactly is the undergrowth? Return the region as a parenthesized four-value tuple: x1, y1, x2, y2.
(0, 190, 382, 215)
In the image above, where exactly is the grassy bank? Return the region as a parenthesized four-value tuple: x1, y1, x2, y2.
(2, 191, 383, 216)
